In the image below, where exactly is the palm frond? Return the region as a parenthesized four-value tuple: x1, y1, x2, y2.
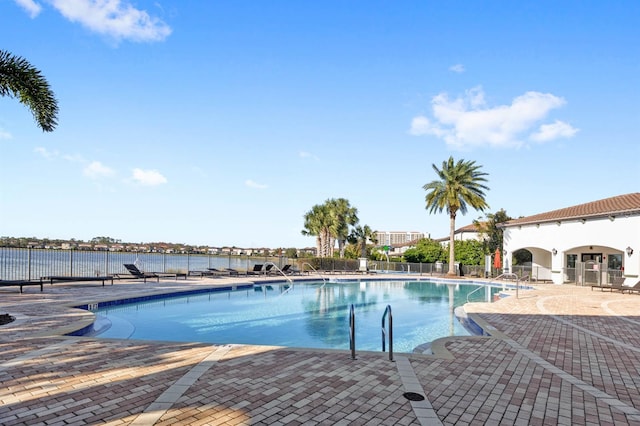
(0, 50, 58, 132)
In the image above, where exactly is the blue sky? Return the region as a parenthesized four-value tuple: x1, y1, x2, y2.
(1, 1, 639, 248)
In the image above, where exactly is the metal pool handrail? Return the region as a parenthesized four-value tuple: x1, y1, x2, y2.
(263, 262, 294, 284)
(491, 273, 521, 299)
(381, 305, 393, 361)
(349, 304, 356, 360)
(467, 285, 488, 303)
(302, 262, 327, 286)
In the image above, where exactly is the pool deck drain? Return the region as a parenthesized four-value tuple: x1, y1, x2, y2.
(1, 275, 640, 425)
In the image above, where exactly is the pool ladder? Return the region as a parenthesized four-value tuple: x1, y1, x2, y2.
(348, 304, 393, 362)
(381, 305, 393, 361)
(349, 304, 356, 360)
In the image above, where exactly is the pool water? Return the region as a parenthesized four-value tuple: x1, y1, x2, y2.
(91, 280, 500, 353)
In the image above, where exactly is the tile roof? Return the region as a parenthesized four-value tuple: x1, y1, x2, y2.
(455, 222, 483, 233)
(432, 222, 485, 242)
(503, 193, 640, 227)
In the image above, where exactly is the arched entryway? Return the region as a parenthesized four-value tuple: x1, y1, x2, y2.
(507, 247, 552, 281)
(562, 245, 624, 285)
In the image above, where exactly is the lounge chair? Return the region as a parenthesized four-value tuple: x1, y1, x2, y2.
(119, 264, 187, 283)
(246, 264, 264, 276)
(622, 280, 640, 294)
(0, 279, 44, 293)
(268, 264, 292, 275)
(188, 270, 222, 278)
(205, 268, 231, 276)
(42, 276, 114, 286)
(280, 264, 292, 274)
(591, 276, 625, 292)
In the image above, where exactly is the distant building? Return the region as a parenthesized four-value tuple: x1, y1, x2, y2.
(298, 247, 317, 257)
(375, 231, 425, 247)
(374, 231, 426, 256)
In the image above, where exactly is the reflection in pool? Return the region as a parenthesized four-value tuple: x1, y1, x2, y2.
(91, 280, 501, 353)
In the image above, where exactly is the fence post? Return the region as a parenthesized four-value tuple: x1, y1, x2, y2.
(70, 249, 73, 277)
(28, 248, 32, 281)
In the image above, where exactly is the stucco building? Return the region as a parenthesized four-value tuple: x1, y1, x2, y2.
(434, 222, 486, 246)
(502, 193, 640, 285)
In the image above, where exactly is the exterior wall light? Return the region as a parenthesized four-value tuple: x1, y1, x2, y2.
(581, 218, 586, 224)
(552, 248, 558, 256)
(627, 246, 634, 256)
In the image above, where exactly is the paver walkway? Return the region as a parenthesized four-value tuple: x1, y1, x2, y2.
(1, 276, 639, 425)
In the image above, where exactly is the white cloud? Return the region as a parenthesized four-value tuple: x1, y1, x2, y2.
(34, 146, 58, 158)
(33, 147, 88, 163)
(245, 179, 268, 189)
(16, 0, 171, 42)
(449, 64, 465, 73)
(530, 120, 579, 142)
(409, 86, 575, 149)
(132, 168, 167, 186)
(83, 161, 115, 179)
(13, 0, 42, 18)
(0, 128, 12, 140)
(410, 116, 436, 136)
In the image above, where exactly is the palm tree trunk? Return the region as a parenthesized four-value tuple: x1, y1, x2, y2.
(322, 229, 331, 257)
(448, 213, 456, 275)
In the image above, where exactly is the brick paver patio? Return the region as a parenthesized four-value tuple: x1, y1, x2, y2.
(1, 276, 639, 425)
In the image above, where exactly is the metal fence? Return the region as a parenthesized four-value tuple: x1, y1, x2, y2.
(563, 262, 623, 286)
(0, 247, 291, 281)
(297, 258, 449, 275)
(2, 247, 539, 281)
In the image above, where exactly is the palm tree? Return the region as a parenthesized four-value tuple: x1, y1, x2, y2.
(423, 156, 489, 276)
(348, 225, 377, 258)
(302, 203, 334, 257)
(328, 198, 358, 258)
(302, 198, 360, 258)
(0, 50, 58, 132)
(474, 208, 512, 256)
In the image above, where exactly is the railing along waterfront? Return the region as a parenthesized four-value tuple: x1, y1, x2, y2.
(0, 247, 291, 281)
(3, 247, 562, 282)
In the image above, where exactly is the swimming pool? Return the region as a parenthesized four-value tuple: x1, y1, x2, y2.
(87, 280, 501, 353)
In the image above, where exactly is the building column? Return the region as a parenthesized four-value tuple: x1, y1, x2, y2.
(551, 248, 564, 284)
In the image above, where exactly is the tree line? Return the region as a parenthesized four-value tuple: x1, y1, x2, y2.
(301, 157, 532, 270)
(301, 198, 377, 260)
